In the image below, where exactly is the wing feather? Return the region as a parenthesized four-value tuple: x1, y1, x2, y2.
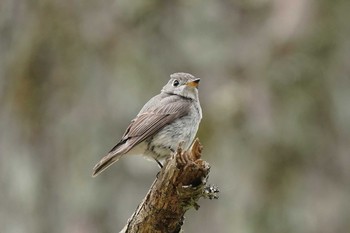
(92, 94, 191, 176)
(119, 96, 191, 150)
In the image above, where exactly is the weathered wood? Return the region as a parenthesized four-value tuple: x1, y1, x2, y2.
(120, 138, 217, 233)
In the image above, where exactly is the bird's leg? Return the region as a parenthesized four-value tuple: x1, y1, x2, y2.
(154, 158, 163, 168)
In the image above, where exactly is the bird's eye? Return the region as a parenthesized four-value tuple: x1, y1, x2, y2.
(173, 79, 180, 87)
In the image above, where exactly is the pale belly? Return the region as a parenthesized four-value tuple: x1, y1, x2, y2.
(144, 114, 200, 159)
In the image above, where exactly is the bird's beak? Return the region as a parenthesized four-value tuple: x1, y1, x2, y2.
(186, 78, 200, 88)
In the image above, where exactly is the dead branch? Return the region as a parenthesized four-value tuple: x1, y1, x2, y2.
(120, 138, 219, 233)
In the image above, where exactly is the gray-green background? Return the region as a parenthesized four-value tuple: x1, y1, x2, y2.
(1, 0, 350, 232)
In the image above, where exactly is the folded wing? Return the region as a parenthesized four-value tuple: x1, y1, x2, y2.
(92, 95, 191, 176)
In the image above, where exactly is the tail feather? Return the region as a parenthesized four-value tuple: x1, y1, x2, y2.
(92, 153, 122, 177)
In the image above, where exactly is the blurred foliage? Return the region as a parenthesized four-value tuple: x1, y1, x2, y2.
(1, 0, 350, 233)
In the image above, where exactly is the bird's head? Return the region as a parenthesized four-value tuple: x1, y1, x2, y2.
(162, 72, 200, 100)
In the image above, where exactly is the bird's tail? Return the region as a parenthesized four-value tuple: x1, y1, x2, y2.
(92, 153, 122, 177)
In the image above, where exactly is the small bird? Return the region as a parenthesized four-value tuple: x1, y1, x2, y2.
(92, 73, 202, 177)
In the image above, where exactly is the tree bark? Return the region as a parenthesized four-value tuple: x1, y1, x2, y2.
(120, 138, 218, 233)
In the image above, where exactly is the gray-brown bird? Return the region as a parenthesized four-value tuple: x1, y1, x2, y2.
(92, 73, 202, 177)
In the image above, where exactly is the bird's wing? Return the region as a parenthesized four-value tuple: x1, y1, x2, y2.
(92, 95, 191, 176)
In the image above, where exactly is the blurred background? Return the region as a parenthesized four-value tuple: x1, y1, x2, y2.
(1, 0, 350, 232)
